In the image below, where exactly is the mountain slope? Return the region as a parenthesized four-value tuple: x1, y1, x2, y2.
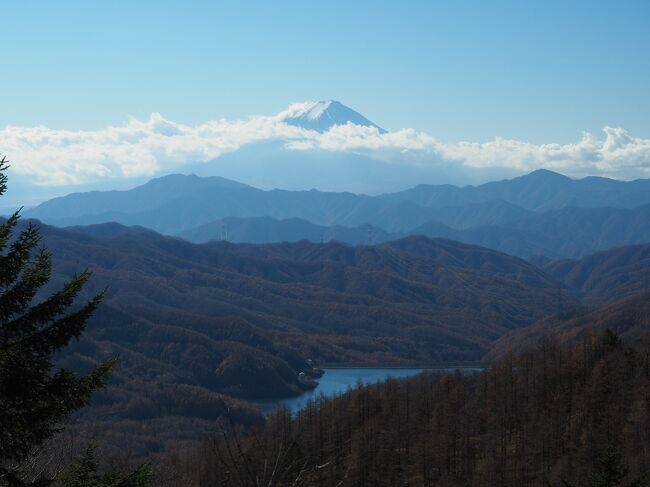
(38, 221, 575, 370)
(181, 329, 650, 487)
(37, 219, 579, 456)
(412, 204, 650, 258)
(177, 216, 397, 245)
(423, 200, 533, 229)
(487, 292, 650, 361)
(27, 174, 251, 221)
(36, 220, 650, 460)
(543, 242, 650, 303)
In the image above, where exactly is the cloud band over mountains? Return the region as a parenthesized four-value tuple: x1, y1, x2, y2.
(2, 102, 650, 186)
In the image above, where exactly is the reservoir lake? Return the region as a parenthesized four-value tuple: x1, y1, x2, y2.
(256, 366, 482, 414)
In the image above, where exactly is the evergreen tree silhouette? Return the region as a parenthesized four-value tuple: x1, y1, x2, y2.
(0, 156, 116, 485)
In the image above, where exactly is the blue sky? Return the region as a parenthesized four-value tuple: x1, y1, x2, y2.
(3, 0, 649, 142)
(3, 0, 650, 207)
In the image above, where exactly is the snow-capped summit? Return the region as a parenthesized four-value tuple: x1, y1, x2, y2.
(280, 100, 386, 133)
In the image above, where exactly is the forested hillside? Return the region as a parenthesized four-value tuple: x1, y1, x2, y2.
(41, 222, 571, 370)
(488, 292, 650, 360)
(13, 219, 573, 459)
(544, 243, 650, 302)
(166, 330, 650, 486)
(15, 218, 650, 468)
(177, 216, 396, 245)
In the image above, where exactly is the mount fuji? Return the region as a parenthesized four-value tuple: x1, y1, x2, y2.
(177, 100, 500, 194)
(7, 100, 517, 208)
(280, 100, 387, 133)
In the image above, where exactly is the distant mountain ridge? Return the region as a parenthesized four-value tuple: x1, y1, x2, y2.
(382, 169, 650, 212)
(411, 203, 650, 259)
(28, 174, 250, 220)
(25, 169, 650, 259)
(28, 169, 650, 223)
(177, 216, 397, 245)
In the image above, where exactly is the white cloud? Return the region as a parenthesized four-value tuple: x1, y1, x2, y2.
(286, 123, 435, 152)
(434, 128, 650, 179)
(1, 110, 312, 185)
(2, 102, 650, 186)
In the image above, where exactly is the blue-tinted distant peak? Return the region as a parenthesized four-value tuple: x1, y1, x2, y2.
(281, 100, 386, 133)
(520, 169, 572, 182)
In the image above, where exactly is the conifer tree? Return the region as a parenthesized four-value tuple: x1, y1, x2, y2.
(60, 445, 151, 487)
(0, 156, 116, 485)
(587, 446, 645, 487)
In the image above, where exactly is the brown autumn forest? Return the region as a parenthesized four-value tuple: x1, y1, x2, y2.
(34, 219, 574, 459)
(0, 210, 649, 486)
(18, 216, 646, 471)
(161, 326, 650, 487)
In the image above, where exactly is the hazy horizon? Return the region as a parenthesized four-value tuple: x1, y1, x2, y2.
(3, 98, 650, 208)
(3, 1, 650, 206)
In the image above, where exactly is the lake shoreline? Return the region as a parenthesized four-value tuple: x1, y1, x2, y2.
(322, 362, 485, 369)
(255, 366, 485, 414)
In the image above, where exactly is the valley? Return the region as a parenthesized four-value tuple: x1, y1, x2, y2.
(10, 168, 650, 462)
(16, 213, 648, 460)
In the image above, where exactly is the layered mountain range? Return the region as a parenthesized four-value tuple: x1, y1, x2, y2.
(29, 217, 650, 456)
(25, 169, 650, 259)
(13, 171, 650, 456)
(32, 214, 650, 393)
(28, 219, 578, 456)
(15, 148, 650, 458)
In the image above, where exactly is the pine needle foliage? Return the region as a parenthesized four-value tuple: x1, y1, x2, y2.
(60, 445, 152, 487)
(0, 157, 115, 484)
